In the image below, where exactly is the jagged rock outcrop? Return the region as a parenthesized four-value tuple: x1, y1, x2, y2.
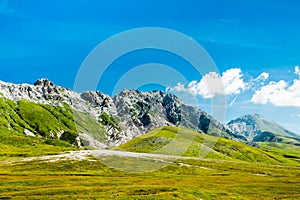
(111, 89, 236, 145)
(163, 94, 181, 125)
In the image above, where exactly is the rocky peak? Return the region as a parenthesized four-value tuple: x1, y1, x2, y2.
(81, 91, 111, 106)
(33, 78, 55, 87)
(234, 114, 262, 122)
(227, 114, 260, 141)
(227, 114, 299, 142)
(110, 88, 237, 144)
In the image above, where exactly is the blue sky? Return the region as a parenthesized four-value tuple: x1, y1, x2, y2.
(1, 0, 300, 133)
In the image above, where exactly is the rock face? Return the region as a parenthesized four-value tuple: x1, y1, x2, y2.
(227, 114, 299, 143)
(111, 90, 236, 145)
(0, 78, 235, 146)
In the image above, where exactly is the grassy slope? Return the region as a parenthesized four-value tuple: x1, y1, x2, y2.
(114, 126, 300, 165)
(250, 115, 300, 144)
(0, 98, 105, 158)
(0, 99, 299, 199)
(258, 142, 300, 162)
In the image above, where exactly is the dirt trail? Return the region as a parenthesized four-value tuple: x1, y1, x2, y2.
(16, 149, 190, 162)
(0, 149, 213, 169)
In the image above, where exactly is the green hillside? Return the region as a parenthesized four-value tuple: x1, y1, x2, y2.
(258, 142, 300, 163)
(252, 115, 300, 143)
(114, 126, 299, 165)
(0, 98, 106, 158)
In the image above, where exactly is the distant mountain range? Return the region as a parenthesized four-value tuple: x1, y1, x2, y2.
(228, 114, 300, 145)
(0, 78, 299, 147)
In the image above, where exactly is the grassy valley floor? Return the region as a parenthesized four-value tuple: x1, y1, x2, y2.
(0, 126, 299, 199)
(0, 152, 300, 199)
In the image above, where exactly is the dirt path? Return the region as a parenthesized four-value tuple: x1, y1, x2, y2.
(13, 149, 191, 162)
(0, 149, 213, 169)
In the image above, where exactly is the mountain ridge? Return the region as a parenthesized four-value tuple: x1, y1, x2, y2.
(228, 114, 300, 145)
(0, 78, 299, 148)
(0, 78, 235, 147)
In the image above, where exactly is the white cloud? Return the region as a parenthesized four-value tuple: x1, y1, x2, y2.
(251, 79, 300, 107)
(247, 72, 269, 91)
(222, 68, 246, 95)
(251, 66, 300, 107)
(295, 65, 300, 77)
(256, 72, 269, 81)
(168, 66, 300, 107)
(167, 68, 246, 98)
(192, 72, 223, 98)
(170, 82, 186, 93)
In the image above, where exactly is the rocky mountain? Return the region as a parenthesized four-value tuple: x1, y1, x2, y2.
(228, 114, 300, 144)
(0, 78, 117, 118)
(112, 89, 236, 144)
(0, 79, 235, 147)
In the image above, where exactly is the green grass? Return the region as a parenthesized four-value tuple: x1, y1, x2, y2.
(258, 142, 300, 162)
(73, 111, 107, 142)
(0, 129, 76, 159)
(0, 156, 299, 199)
(0, 98, 106, 158)
(16, 100, 75, 137)
(0, 97, 300, 199)
(99, 112, 121, 132)
(114, 126, 300, 165)
(0, 98, 299, 199)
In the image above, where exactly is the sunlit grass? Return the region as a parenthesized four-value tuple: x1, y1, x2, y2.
(114, 126, 300, 165)
(0, 157, 299, 199)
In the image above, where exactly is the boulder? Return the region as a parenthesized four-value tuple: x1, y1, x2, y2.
(24, 129, 35, 137)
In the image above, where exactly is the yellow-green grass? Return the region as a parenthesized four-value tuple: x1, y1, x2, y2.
(114, 126, 300, 165)
(0, 98, 299, 199)
(0, 97, 107, 159)
(0, 130, 76, 160)
(258, 142, 300, 162)
(0, 157, 299, 199)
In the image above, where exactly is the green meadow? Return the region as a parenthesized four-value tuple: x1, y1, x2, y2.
(0, 126, 299, 199)
(0, 98, 299, 199)
(0, 155, 299, 199)
(115, 126, 300, 165)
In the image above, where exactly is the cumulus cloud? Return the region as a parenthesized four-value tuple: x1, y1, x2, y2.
(221, 68, 246, 95)
(170, 82, 186, 93)
(251, 79, 300, 107)
(167, 68, 246, 98)
(256, 72, 269, 81)
(251, 66, 300, 107)
(246, 72, 269, 91)
(168, 66, 300, 107)
(167, 68, 271, 101)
